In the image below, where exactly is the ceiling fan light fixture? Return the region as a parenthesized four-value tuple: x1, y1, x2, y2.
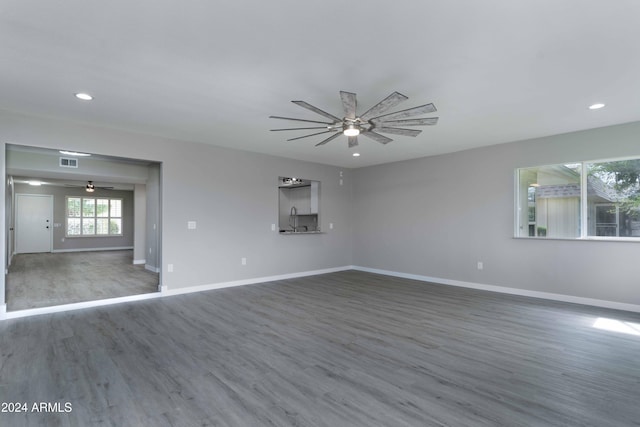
(86, 181, 95, 192)
(343, 124, 360, 137)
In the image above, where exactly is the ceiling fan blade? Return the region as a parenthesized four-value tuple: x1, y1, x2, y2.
(348, 136, 358, 148)
(379, 117, 439, 126)
(291, 101, 341, 122)
(375, 127, 422, 137)
(359, 92, 409, 121)
(315, 132, 343, 146)
(287, 130, 338, 142)
(340, 91, 357, 119)
(269, 115, 334, 125)
(361, 131, 393, 145)
(271, 126, 328, 131)
(370, 103, 437, 122)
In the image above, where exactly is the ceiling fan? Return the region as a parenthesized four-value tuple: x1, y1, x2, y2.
(270, 91, 438, 147)
(63, 181, 115, 192)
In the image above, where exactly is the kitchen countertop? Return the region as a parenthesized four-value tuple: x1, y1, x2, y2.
(279, 230, 324, 235)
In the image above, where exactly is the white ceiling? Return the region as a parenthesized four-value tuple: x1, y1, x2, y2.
(2, 1, 640, 168)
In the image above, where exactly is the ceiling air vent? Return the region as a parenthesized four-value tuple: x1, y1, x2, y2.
(59, 157, 78, 168)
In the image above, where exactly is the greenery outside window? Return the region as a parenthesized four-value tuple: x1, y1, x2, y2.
(586, 160, 640, 237)
(516, 157, 640, 240)
(67, 196, 122, 237)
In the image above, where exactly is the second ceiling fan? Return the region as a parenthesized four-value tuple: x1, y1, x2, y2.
(270, 91, 438, 147)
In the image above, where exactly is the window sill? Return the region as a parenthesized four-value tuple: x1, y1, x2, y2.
(513, 236, 640, 243)
(65, 235, 124, 238)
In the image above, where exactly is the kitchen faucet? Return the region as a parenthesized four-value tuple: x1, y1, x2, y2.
(289, 206, 297, 231)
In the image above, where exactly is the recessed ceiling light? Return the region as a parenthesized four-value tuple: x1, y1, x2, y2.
(352, 152, 360, 157)
(75, 93, 93, 101)
(28, 181, 42, 186)
(59, 150, 91, 157)
(589, 103, 605, 110)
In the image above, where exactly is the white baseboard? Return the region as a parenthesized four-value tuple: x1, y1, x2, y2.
(145, 264, 160, 273)
(352, 266, 640, 314)
(133, 259, 146, 265)
(2, 292, 162, 320)
(52, 246, 134, 253)
(161, 266, 352, 297)
(1, 266, 351, 320)
(4, 264, 639, 321)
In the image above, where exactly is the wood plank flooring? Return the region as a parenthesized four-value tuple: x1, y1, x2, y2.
(1, 270, 640, 426)
(6, 251, 159, 311)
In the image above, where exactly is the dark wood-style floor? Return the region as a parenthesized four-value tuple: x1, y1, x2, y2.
(6, 250, 159, 311)
(1, 271, 639, 426)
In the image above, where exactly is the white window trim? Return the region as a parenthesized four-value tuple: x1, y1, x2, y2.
(65, 196, 123, 238)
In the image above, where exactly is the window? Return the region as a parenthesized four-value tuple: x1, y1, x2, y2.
(586, 159, 640, 237)
(516, 163, 581, 238)
(516, 157, 640, 239)
(67, 196, 122, 236)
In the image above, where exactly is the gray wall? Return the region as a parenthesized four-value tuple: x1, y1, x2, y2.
(145, 164, 161, 272)
(7, 149, 150, 184)
(13, 184, 134, 251)
(352, 121, 640, 306)
(0, 109, 353, 293)
(4, 107, 639, 308)
(5, 175, 13, 269)
(134, 184, 147, 262)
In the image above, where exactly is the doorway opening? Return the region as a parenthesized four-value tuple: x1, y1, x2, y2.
(4, 144, 162, 312)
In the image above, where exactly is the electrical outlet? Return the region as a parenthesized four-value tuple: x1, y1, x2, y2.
(271, 224, 276, 231)
(241, 257, 247, 265)
(329, 223, 334, 229)
(477, 261, 484, 270)
(168, 264, 174, 272)
(187, 221, 196, 230)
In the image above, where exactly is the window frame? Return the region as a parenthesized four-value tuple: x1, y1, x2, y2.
(515, 155, 640, 242)
(65, 196, 123, 238)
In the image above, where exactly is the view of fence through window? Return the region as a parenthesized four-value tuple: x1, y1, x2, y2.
(516, 158, 640, 239)
(67, 197, 122, 236)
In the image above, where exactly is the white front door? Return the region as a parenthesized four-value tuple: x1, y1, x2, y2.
(15, 194, 53, 254)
